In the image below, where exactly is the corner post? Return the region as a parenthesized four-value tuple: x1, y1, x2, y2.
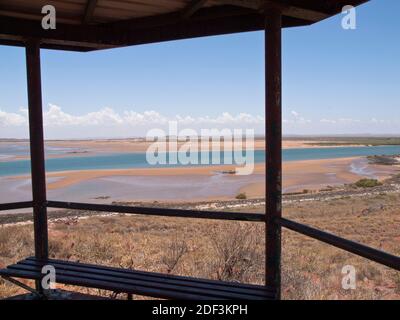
(26, 40, 49, 269)
(265, 9, 282, 299)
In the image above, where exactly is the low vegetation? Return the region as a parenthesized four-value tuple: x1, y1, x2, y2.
(367, 155, 400, 166)
(209, 224, 263, 282)
(0, 192, 399, 300)
(354, 179, 382, 188)
(161, 235, 188, 273)
(235, 193, 247, 200)
(301, 137, 400, 147)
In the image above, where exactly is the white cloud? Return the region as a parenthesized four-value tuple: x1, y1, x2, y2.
(44, 104, 123, 126)
(0, 109, 27, 126)
(123, 110, 169, 125)
(284, 110, 311, 124)
(337, 118, 361, 123)
(284, 112, 400, 135)
(291, 110, 299, 117)
(320, 119, 336, 124)
(0, 104, 265, 139)
(2, 104, 400, 138)
(319, 117, 374, 125)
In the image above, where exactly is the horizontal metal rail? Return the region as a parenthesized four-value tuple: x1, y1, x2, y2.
(277, 217, 400, 271)
(5, 200, 397, 271)
(0, 201, 33, 211)
(46, 200, 265, 222)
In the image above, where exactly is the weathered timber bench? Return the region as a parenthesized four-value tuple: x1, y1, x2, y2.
(0, 257, 275, 300)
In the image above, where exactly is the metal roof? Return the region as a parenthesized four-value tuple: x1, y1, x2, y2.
(0, 0, 370, 51)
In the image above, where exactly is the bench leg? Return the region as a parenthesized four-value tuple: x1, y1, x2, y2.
(2, 276, 44, 299)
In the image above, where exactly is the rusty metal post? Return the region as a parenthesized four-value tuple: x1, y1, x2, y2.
(265, 8, 282, 299)
(26, 40, 49, 291)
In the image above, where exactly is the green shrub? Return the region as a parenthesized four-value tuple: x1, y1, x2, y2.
(235, 193, 247, 200)
(355, 179, 382, 188)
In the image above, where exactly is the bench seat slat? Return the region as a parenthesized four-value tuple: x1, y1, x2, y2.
(26, 257, 270, 292)
(7, 264, 266, 300)
(18, 259, 268, 297)
(0, 258, 275, 300)
(0, 268, 215, 300)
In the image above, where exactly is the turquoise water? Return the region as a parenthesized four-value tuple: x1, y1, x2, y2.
(0, 144, 82, 159)
(0, 145, 399, 177)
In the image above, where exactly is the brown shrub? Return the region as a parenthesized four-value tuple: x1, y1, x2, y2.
(161, 235, 188, 273)
(208, 223, 264, 283)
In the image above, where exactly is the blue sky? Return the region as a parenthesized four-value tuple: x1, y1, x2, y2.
(0, 0, 399, 138)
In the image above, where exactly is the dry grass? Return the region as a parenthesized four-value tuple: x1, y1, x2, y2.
(280, 192, 400, 300)
(209, 223, 264, 283)
(161, 235, 188, 273)
(0, 224, 34, 298)
(0, 192, 399, 300)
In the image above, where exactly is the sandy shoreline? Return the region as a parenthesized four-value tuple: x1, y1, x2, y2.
(0, 139, 365, 162)
(2, 138, 399, 202)
(46, 139, 368, 152)
(7, 157, 398, 202)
